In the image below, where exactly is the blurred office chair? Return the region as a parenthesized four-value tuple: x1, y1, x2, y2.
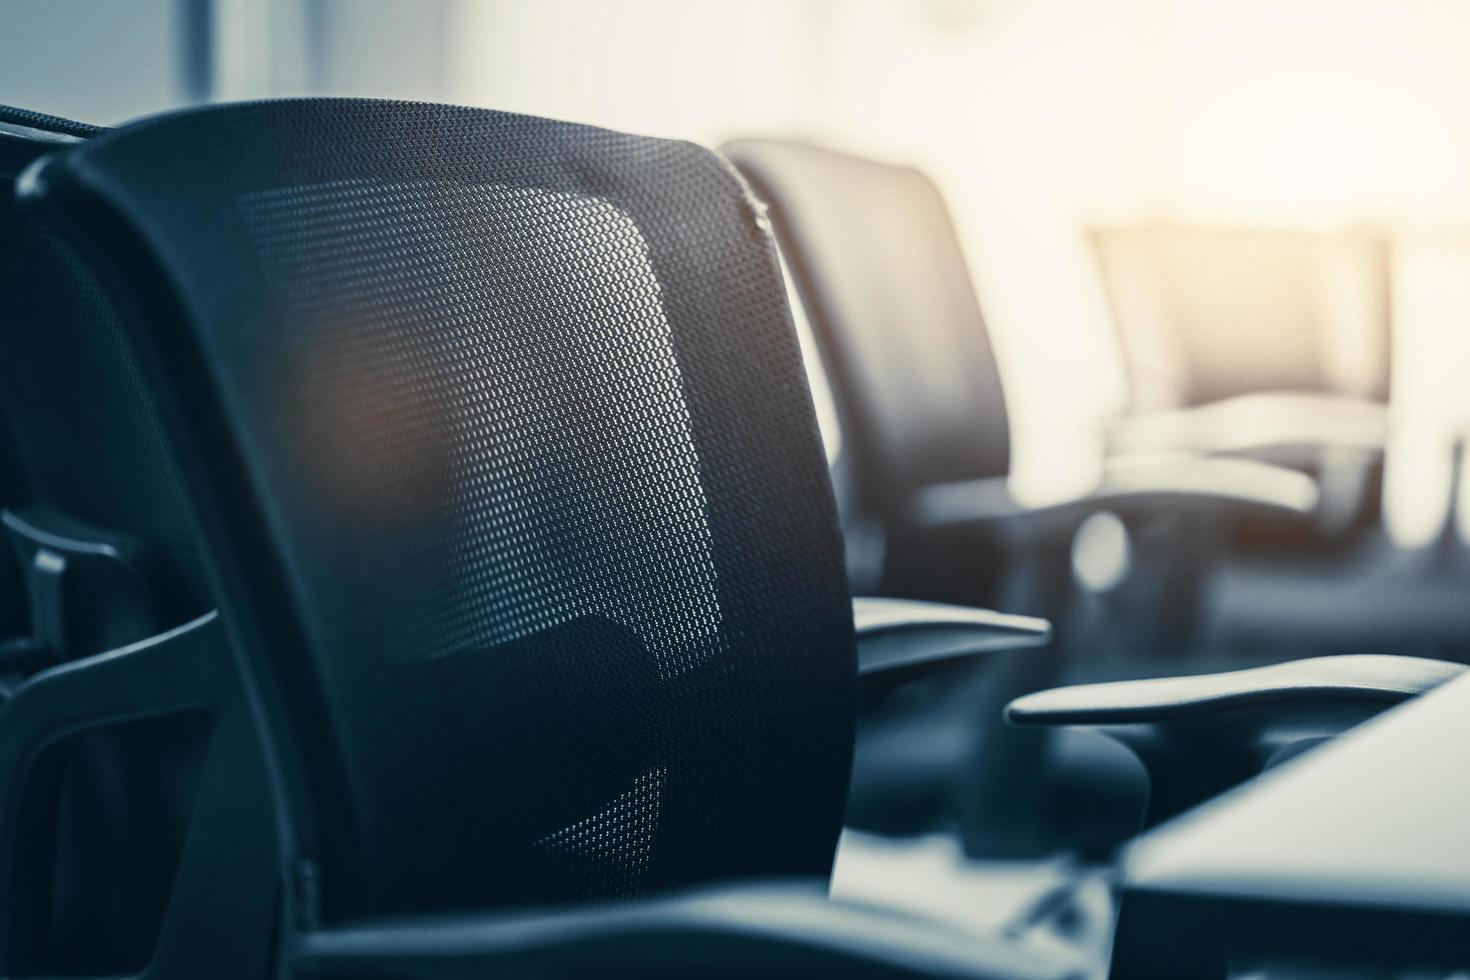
(7, 99, 1455, 980)
(722, 139, 1317, 855)
(0, 104, 278, 976)
(1089, 225, 1470, 668)
(1093, 225, 1391, 544)
(723, 141, 1319, 621)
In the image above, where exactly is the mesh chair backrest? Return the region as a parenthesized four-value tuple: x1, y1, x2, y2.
(0, 108, 207, 624)
(33, 100, 857, 919)
(725, 140, 1011, 512)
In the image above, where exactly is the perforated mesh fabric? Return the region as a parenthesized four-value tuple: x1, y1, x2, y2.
(723, 140, 1011, 510)
(234, 179, 730, 685)
(40, 100, 857, 918)
(0, 104, 103, 140)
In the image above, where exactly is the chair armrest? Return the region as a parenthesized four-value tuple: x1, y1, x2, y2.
(907, 456, 1317, 537)
(0, 612, 280, 972)
(854, 597, 1050, 696)
(296, 880, 1085, 980)
(1092, 454, 1319, 515)
(1108, 392, 1389, 460)
(1006, 655, 1465, 828)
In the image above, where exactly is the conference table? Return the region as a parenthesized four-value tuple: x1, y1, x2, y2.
(1109, 670, 1470, 977)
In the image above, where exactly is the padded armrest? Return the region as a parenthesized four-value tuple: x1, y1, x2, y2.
(1092, 454, 1319, 515)
(1108, 392, 1389, 460)
(1007, 655, 1465, 827)
(297, 880, 1085, 980)
(908, 456, 1317, 537)
(854, 597, 1049, 696)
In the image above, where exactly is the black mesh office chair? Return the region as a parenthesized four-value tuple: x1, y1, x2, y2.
(9, 99, 1454, 978)
(2, 99, 1090, 979)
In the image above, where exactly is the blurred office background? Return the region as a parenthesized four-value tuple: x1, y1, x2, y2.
(9, 0, 1470, 642)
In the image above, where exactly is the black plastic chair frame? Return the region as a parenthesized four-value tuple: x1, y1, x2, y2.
(0, 610, 278, 978)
